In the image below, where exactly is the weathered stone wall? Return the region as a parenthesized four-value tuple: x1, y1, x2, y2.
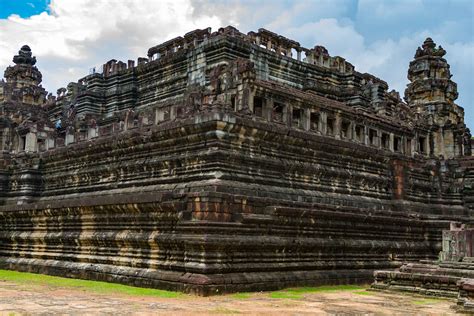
(0, 110, 470, 294)
(0, 26, 472, 294)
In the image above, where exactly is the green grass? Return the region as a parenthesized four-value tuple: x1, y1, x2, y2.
(411, 298, 446, 305)
(0, 269, 184, 298)
(268, 285, 367, 299)
(269, 291, 303, 299)
(353, 290, 375, 296)
(229, 292, 253, 299)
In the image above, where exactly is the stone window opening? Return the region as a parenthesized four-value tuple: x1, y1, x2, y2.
(327, 117, 335, 135)
(381, 133, 390, 149)
(253, 96, 263, 117)
(163, 107, 170, 121)
(231, 95, 236, 111)
(291, 48, 298, 60)
(355, 125, 363, 142)
(176, 106, 185, 118)
(292, 108, 303, 129)
(394, 137, 402, 152)
(369, 129, 377, 146)
(38, 138, 46, 152)
(418, 136, 426, 153)
(407, 138, 412, 155)
(310, 112, 319, 131)
(19, 135, 26, 151)
(272, 102, 285, 122)
(341, 120, 351, 139)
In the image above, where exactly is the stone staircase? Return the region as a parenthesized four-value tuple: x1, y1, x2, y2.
(372, 224, 474, 313)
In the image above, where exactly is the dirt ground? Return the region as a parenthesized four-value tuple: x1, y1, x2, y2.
(0, 279, 457, 315)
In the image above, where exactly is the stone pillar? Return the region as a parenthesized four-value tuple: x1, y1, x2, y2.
(266, 40, 272, 50)
(334, 113, 341, 139)
(65, 131, 75, 146)
(47, 138, 55, 149)
(320, 112, 327, 135)
(304, 108, 311, 131)
(87, 127, 98, 139)
(25, 132, 36, 152)
(389, 133, 394, 152)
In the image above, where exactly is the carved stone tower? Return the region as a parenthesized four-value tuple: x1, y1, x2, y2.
(0, 45, 47, 106)
(405, 38, 471, 158)
(0, 45, 53, 157)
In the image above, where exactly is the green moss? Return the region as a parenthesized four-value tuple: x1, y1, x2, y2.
(0, 269, 184, 298)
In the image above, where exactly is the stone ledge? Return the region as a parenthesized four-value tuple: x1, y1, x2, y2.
(0, 257, 374, 296)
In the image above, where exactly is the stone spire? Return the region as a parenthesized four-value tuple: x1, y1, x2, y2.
(2, 45, 46, 105)
(405, 38, 457, 106)
(405, 38, 471, 158)
(12, 45, 37, 66)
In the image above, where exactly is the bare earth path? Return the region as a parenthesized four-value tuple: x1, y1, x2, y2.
(0, 279, 456, 315)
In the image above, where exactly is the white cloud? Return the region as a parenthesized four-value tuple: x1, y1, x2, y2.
(0, 0, 222, 93)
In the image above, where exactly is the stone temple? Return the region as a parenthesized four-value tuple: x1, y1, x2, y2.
(0, 26, 472, 295)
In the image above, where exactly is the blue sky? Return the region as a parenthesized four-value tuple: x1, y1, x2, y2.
(0, 0, 473, 129)
(0, 0, 50, 18)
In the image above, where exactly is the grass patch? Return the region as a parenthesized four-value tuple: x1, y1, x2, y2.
(268, 284, 367, 299)
(269, 291, 304, 299)
(0, 269, 184, 298)
(229, 292, 253, 299)
(285, 285, 366, 293)
(411, 298, 446, 305)
(353, 290, 375, 296)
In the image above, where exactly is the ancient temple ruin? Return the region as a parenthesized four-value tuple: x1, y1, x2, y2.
(0, 26, 472, 295)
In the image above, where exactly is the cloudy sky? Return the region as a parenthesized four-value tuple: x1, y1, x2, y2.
(1, 0, 473, 128)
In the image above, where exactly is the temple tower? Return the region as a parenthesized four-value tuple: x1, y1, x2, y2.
(0, 45, 47, 106)
(405, 38, 471, 158)
(0, 45, 53, 155)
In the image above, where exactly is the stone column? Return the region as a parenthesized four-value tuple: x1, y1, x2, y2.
(25, 132, 37, 152)
(304, 108, 310, 131)
(389, 133, 394, 152)
(321, 112, 327, 135)
(334, 113, 341, 139)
